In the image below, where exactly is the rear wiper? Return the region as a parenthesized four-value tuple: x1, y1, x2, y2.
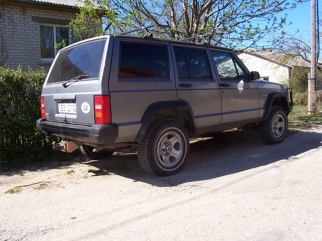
(62, 75, 90, 88)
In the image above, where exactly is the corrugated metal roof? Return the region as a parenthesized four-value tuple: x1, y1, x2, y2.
(18, 0, 85, 7)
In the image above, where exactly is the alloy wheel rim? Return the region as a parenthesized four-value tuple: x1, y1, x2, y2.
(271, 113, 286, 139)
(156, 129, 185, 169)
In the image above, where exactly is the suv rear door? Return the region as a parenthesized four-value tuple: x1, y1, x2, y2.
(172, 44, 222, 131)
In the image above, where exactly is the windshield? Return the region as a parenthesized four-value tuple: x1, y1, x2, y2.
(47, 39, 106, 83)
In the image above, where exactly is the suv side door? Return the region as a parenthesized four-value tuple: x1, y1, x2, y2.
(210, 49, 260, 124)
(171, 44, 222, 131)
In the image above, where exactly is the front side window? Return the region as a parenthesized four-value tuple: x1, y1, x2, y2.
(119, 43, 169, 78)
(40, 25, 69, 59)
(174, 46, 212, 79)
(211, 51, 246, 79)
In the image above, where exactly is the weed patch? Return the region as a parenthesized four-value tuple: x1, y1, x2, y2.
(5, 186, 22, 194)
(289, 114, 322, 131)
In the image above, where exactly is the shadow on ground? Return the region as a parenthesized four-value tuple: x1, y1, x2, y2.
(86, 129, 322, 186)
(0, 154, 87, 176)
(1, 129, 321, 187)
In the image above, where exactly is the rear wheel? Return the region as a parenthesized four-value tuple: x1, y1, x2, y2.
(137, 121, 189, 176)
(259, 106, 288, 144)
(80, 145, 114, 159)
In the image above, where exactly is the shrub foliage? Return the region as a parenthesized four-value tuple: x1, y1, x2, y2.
(0, 67, 58, 168)
(288, 67, 322, 106)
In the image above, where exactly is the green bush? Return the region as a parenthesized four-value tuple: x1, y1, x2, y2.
(289, 67, 309, 93)
(288, 67, 322, 106)
(293, 91, 308, 105)
(0, 66, 59, 168)
(292, 89, 321, 106)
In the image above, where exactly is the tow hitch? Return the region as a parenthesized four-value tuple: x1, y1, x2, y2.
(52, 140, 80, 153)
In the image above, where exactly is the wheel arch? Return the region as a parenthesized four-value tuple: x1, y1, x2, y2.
(262, 92, 291, 121)
(134, 100, 196, 142)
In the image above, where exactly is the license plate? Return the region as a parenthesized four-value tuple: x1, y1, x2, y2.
(58, 103, 76, 114)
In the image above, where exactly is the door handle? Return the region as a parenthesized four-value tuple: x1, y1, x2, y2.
(219, 83, 230, 87)
(179, 83, 193, 88)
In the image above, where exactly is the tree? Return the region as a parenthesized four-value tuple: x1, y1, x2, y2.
(272, 33, 311, 62)
(270, 32, 322, 107)
(267, 0, 322, 73)
(108, 0, 304, 49)
(68, 0, 116, 42)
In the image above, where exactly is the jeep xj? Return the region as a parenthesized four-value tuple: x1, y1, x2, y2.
(37, 34, 293, 176)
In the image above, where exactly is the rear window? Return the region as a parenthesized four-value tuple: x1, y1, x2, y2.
(119, 42, 169, 78)
(47, 39, 106, 83)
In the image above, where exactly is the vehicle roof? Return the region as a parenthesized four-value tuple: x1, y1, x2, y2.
(61, 34, 235, 54)
(113, 34, 233, 51)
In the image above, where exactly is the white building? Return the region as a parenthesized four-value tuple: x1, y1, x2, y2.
(238, 50, 313, 84)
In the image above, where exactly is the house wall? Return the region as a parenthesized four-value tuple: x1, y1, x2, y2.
(0, 4, 75, 71)
(239, 53, 290, 84)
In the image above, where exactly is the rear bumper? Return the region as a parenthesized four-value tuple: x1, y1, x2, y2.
(36, 118, 118, 145)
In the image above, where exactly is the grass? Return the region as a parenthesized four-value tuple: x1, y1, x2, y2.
(34, 182, 49, 190)
(5, 186, 22, 194)
(289, 105, 322, 131)
(291, 104, 322, 114)
(66, 169, 75, 175)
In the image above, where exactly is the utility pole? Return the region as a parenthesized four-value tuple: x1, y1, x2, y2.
(308, 0, 317, 115)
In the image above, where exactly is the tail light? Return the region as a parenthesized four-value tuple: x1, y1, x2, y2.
(40, 97, 45, 118)
(94, 95, 111, 124)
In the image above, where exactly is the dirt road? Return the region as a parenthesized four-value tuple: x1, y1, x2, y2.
(1, 127, 321, 241)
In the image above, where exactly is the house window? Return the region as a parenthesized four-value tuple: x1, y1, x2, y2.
(40, 25, 69, 59)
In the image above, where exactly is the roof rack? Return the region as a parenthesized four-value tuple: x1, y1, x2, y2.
(119, 25, 154, 39)
(181, 34, 212, 44)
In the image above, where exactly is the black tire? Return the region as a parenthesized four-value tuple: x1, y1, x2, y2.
(259, 106, 288, 144)
(137, 121, 190, 176)
(80, 145, 114, 159)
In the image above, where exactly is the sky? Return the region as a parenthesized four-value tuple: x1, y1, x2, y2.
(283, 1, 312, 37)
(220, 1, 318, 50)
(269, 0, 321, 57)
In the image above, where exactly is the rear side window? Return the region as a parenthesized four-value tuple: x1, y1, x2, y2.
(119, 43, 169, 78)
(47, 39, 106, 83)
(211, 51, 246, 79)
(173, 47, 212, 79)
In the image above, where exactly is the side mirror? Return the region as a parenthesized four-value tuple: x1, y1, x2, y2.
(250, 71, 260, 80)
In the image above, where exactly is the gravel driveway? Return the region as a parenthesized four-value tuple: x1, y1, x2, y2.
(1, 127, 321, 241)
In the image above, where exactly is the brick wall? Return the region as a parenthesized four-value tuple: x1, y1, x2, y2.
(0, 4, 75, 72)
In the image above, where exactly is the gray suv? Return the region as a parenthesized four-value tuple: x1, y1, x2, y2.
(37, 34, 293, 176)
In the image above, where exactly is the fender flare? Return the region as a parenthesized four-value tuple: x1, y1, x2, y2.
(134, 100, 196, 142)
(262, 92, 290, 121)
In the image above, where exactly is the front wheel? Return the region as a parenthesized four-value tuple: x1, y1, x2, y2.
(259, 106, 288, 144)
(137, 121, 190, 176)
